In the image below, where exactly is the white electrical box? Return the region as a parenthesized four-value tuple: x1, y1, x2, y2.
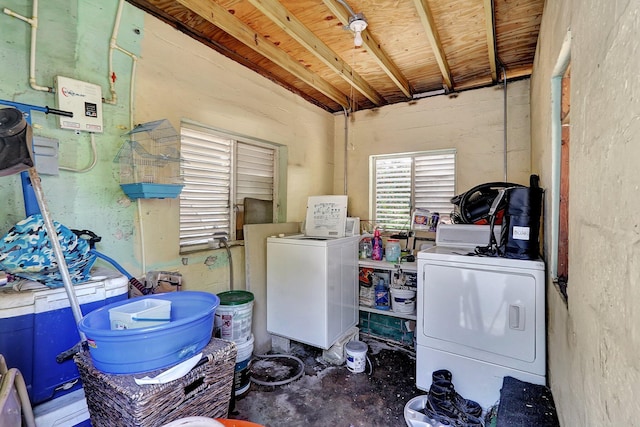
(55, 76, 103, 133)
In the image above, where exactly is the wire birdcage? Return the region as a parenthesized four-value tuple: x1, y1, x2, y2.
(114, 119, 184, 199)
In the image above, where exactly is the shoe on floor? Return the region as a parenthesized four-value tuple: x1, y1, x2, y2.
(431, 370, 483, 418)
(423, 378, 484, 427)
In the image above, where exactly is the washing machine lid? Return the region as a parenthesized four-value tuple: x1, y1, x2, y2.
(303, 195, 348, 238)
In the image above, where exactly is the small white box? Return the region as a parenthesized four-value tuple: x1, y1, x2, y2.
(108, 298, 171, 330)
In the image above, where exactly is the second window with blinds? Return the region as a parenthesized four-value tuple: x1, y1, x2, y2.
(179, 121, 278, 253)
(371, 149, 456, 232)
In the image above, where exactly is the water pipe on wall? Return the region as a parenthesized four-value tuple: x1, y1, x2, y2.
(219, 237, 234, 290)
(501, 63, 508, 182)
(104, 0, 138, 125)
(342, 105, 350, 195)
(3, 0, 52, 93)
(104, 0, 146, 276)
(59, 133, 98, 173)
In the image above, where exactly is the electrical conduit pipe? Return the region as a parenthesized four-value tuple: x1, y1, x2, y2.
(3, 0, 52, 93)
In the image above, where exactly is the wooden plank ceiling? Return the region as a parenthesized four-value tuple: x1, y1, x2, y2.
(126, 0, 545, 113)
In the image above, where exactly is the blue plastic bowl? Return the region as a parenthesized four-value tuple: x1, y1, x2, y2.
(78, 291, 220, 374)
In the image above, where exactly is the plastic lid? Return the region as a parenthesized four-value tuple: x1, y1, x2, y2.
(217, 290, 254, 305)
(345, 340, 368, 352)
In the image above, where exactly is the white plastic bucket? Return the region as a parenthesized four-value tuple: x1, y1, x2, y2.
(390, 288, 416, 314)
(234, 334, 254, 396)
(215, 291, 254, 343)
(345, 340, 368, 373)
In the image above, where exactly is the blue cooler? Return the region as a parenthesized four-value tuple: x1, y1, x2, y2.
(0, 267, 128, 404)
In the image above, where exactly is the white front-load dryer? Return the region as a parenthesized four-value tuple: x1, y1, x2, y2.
(415, 225, 546, 410)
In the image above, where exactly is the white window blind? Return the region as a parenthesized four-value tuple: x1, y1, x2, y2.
(180, 126, 232, 250)
(235, 143, 274, 204)
(180, 123, 276, 251)
(414, 152, 456, 214)
(372, 150, 456, 232)
(374, 157, 412, 231)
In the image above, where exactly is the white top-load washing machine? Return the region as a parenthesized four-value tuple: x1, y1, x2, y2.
(267, 196, 360, 349)
(416, 224, 546, 410)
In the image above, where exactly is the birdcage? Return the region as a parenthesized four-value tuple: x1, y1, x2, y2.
(114, 119, 184, 199)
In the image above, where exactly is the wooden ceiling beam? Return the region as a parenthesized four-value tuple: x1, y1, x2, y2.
(322, 0, 412, 99)
(175, 0, 350, 108)
(453, 65, 533, 91)
(483, 0, 498, 82)
(411, 0, 453, 91)
(247, 0, 384, 106)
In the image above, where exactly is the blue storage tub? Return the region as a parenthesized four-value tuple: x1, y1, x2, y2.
(78, 291, 219, 374)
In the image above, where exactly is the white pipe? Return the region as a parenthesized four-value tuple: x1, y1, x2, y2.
(104, 0, 138, 111)
(343, 106, 349, 195)
(128, 57, 137, 130)
(107, 0, 142, 275)
(59, 132, 98, 173)
(502, 65, 508, 182)
(4, 0, 53, 93)
(137, 200, 146, 277)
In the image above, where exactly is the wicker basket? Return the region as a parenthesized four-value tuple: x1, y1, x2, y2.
(74, 338, 237, 427)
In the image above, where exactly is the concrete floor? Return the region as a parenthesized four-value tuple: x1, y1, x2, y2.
(228, 335, 422, 427)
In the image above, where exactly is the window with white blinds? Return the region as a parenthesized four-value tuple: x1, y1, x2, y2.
(374, 157, 413, 231)
(372, 149, 456, 232)
(179, 122, 276, 251)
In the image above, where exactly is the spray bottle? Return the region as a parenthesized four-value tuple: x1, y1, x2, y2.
(371, 228, 383, 261)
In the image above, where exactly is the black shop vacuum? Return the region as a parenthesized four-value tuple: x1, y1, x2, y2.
(452, 175, 543, 260)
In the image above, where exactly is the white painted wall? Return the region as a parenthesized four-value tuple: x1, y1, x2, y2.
(335, 80, 532, 221)
(531, 0, 640, 424)
(134, 15, 336, 292)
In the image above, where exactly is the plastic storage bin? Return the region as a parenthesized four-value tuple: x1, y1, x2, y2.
(108, 298, 171, 329)
(78, 291, 220, 374)
(0, 268, 128, 404)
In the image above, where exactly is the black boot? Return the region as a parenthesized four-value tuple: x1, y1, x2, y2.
(424, 379, 484, 427)
(431, 370, 483, 418)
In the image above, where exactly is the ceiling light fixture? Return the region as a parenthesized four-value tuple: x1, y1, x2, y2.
(348, 13, 368, 47)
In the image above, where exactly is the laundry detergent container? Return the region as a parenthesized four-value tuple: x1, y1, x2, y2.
(78, 291, 219, 374)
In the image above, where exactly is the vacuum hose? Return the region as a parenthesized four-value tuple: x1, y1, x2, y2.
(90, 249, 149, 295)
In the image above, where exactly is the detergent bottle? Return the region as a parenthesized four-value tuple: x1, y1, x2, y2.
(371, 228, 383, 261)
(374, 277, 390, 310)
